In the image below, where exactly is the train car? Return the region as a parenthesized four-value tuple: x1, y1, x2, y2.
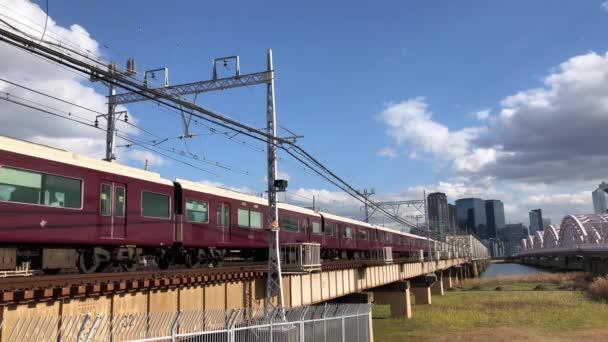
(0, 135, 443, 273)
(0, 136, 175, 273)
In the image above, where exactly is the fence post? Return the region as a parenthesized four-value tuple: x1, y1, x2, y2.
(341, 315, 346, 342)
(77, 313, 91, 342)
(170, 310, 183, 342)
(299, 306, 309, 342)
(322, 303, 328, 342)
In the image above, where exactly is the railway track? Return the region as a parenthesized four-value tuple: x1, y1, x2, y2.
(0, 258, 418, 304)
(0, 261, 267, 304)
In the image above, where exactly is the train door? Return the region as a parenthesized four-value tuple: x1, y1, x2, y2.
(112, 183, 127, 239)
(99, 182, 127, 239)
(217, 202, 231, 243)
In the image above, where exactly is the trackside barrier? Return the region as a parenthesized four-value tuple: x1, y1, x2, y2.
(0, 303, 371, 342)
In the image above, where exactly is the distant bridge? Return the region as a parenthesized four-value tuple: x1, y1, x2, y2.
(514, 214, 608, 274)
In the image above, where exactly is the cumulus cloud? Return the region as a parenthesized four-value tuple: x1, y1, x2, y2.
(378, 97, 497, 172)
(0, 0, 166, 165)
(380, 51, 608, 185)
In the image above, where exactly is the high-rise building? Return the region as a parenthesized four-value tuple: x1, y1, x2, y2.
(485, 200, 505, 239)
(592, 182, 608, 214)
(529, 209, 543, 234)
(542, 218, 551, 229)
(448, 204, 457, 233)
(427, 192, 449, 237)
(455, 198, 487, 238)
(499, 223, 529, 256)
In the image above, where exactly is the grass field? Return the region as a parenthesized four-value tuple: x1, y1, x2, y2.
(373, 275, 608, 342)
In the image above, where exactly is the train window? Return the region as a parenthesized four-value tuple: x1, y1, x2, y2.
(357, 229, 368, 241)
(186, 199, 209, 223)
(312, 221, 322, 235)
(100, 184, 111, 216)
(0, 167, 82, 209)
(343, 227, 353, 239)
(114, 187, 125, 217)
(238, 208, 262, 228)
(0, 167, 42, 205)
(142, 191, 170, 218)
(238, 209, 249, 227)
(280, 216, 299, 232)
(324, 223, 334, 236)
(250, 210, 262, 228)
(217, 203, 230, 226)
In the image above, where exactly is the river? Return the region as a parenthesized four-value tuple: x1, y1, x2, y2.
(481, 262, 545, 278)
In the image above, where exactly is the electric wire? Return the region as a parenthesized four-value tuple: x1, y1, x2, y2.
(0, 87, 253, 177)
(0, 26, 445, 237)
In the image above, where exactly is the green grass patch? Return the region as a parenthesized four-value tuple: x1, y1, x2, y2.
(373, 290, 608, 341)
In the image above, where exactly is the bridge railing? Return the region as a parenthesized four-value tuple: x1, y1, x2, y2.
(1, 303, 372, 342)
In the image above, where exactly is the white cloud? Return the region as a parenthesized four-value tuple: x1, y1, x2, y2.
(378, 97, 497, 172)
(475, 109, 490, 120)
(0, 0, 168, 167)
(602, 1, 608, 13)
(380, 51, 608, 185)
(377, 146, 397, 158)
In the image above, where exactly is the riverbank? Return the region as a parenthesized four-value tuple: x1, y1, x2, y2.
(373, 273, 608, 341)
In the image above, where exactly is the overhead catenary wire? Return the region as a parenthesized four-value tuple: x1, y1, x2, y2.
(0, 89, 255, 177)
(0, 24, 446, 237)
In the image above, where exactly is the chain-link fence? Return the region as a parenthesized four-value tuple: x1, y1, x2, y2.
(2, 303, 371, 342)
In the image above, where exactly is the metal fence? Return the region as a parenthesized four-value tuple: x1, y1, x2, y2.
(2, 303, 371, 342)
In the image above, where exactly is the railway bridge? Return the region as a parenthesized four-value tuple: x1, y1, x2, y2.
(0, 238, 489, 341)
(514, 213, 608, 274)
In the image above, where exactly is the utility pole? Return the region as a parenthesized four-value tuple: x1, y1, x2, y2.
(265, 49, 285, 313)
(362, 188, 375, 222)
(105, 63, 117, 162)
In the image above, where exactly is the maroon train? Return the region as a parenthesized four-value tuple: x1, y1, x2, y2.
(0, 136, 433, 273)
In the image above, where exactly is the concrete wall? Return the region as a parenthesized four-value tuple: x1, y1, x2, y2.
(0, 258, 475, 339)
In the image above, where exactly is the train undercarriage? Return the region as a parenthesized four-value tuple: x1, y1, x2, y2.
(0, 244, 417, 274)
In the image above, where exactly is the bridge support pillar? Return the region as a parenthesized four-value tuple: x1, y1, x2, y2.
(411, 286, 432, 305)
(442, 270, 453, 290)
(372, 281, 411, 319)
(431, 272, 444, 296)
(471, 262, 479, 278)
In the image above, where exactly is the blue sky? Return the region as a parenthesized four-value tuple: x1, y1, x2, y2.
(3, 0, 608, 224)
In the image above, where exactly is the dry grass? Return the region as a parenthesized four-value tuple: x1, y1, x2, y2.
(461, 272, 587, 290)
(588, 276, 608, 301)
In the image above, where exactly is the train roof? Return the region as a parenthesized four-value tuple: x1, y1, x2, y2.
(0, 136, 174, 186)
(176, 179, 320, 217)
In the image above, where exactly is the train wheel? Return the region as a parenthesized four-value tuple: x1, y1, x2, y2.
(157, 250, 173, 270)
(78, 249, 100, 273)
(184, 249, 200, 268)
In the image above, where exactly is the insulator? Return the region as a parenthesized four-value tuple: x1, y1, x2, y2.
(124, 113, 128, 122)
(94, 119, 99, 127)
